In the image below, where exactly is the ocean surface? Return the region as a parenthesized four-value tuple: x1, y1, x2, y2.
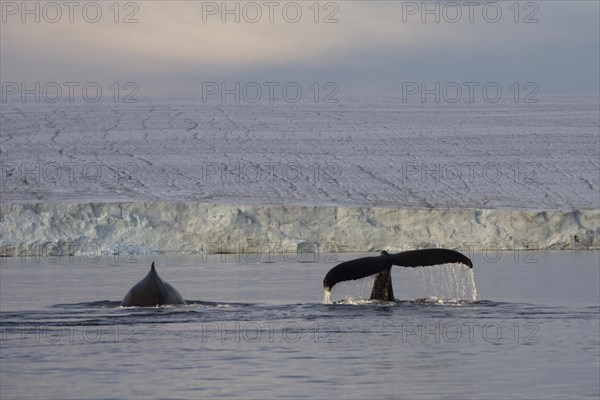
(1, 251, 598, 400)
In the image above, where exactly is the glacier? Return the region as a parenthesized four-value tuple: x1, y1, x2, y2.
(1, 202, 598, 256)
(1, 96, 598, 210)
(1, 96, 599, 255)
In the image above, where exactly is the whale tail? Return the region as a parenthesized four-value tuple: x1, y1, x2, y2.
(323, 248, 473, 301)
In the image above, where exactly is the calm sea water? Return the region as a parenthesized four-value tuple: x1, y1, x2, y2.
(1, 251, 599, 400)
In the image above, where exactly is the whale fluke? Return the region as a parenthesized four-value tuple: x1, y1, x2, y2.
(121, 262, 186, 307)
(323, 249, 473, 301)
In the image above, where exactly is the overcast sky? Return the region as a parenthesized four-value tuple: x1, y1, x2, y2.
(1, 1, 599, 97)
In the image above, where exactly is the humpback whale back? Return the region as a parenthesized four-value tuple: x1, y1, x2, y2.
(121, 262, 186, 307)
(323, 249, 473, 301)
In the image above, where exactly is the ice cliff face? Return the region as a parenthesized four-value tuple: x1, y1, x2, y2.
(1, 202, 598, 256)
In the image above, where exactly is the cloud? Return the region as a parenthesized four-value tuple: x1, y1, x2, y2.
(1, 1, 598, 95)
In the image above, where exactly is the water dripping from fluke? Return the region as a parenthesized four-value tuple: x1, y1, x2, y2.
(325, 263, 478, 304)
(468, 268, 478, 301)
